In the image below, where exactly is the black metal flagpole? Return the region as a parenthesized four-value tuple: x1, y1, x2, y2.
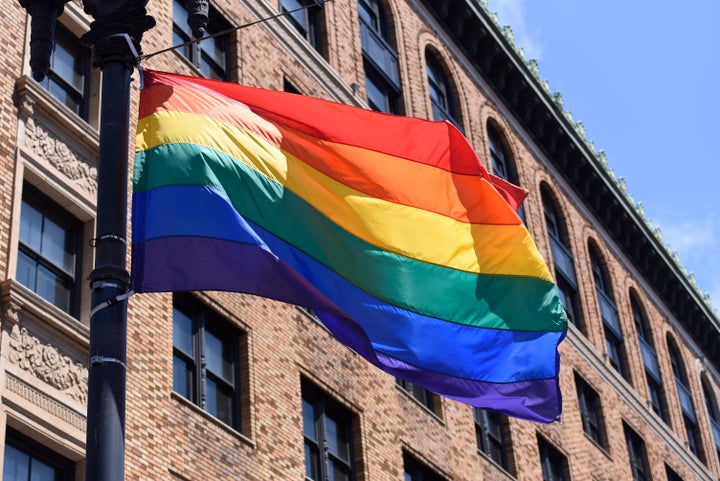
(18, 0, 209, 479)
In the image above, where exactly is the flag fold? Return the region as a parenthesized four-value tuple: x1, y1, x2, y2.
(132, 70, 568, 423)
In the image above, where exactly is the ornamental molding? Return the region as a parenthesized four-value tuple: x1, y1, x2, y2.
(23, 117, 98, 195)
(8, 323, 88, 405)
(6, 373, 86, 432)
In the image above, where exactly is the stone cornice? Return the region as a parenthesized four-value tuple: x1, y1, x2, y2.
(416, 0, 720, 369)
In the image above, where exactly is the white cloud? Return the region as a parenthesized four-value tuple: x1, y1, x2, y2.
(485, 0, 545, 60)
(656, 213, 720, 309)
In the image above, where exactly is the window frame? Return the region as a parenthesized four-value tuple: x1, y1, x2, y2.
(396, 378, 437, 414)
(3, 428, 75, 481)
(172, 294, 243, 430)
(172, 0, 232, 80)
(38, 23, 91, 120)
(302, 380, 356, 481)
(575, 374, 605, 447)
(403, 452, 446, 481)
(537, 436, 569, 481)
(280, 0, 325, 54)
(425, 51, 459, 128)
(17, 183, 82, 316)
(358, 0, 402, 114)
(624, 423, 650, 481)
(541, 188, 582, 330)
(474, 408, 512, 472)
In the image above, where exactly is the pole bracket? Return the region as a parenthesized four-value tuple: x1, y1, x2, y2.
(90, 356, 126, 369)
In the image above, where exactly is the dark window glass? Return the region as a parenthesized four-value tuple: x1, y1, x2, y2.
(590, 247, 629, 379)
(646, 374, 667, 422)
(17, 185, 81, 315)
(555, 276, 579, 328)
(604, 326, 628, 378)
(283, 78, 301, 94)
(364, 65, 400, 114)
(624, 423, 650, 481)
(542, 188, 581, 330)
(683, 414, 703, 461)
(358, 0, 401, 114)
(474, 408, 511, 472)
(668, 340, 688, 385)
(487, 124, 525, 221)
(667, 337, 703, 461)
(38, 25, 90, 119)
(575, 375, 605, 446)
(2, 429, 74, 481)
(631, 296, 653, 347)
(302, 381, 355, 481)
(172, 294, 242, 429)
(281, 0, 324, 54)
(701, 378, 720, 461)
(404, 453, 445, 481)
(358, 0, 385, 37)
(701, 378, 719, 422)
(665, 465, 683, 481)
(173, 0, 232, 80)
(425, 52, 459, 127)
(631, 295, 667, 421)
(396, 378, 436, 413)
(538, 437, 568, 481)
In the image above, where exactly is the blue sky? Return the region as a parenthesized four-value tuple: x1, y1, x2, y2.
(484, 0, 720, 310)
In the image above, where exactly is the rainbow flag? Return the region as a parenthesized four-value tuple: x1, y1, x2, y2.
(132, 70, 568, 423)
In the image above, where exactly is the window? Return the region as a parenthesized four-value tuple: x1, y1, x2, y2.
(404, 453, 445, 481)
(474, 408, 511, 472)
(646, 374, 667, 421)
(17, 185, 81, 315)
(359, 0, 401, 114)
(396, 379, 437, 413)
(3, 429, 75, 481)
(631, 294, 667, 421)
(541, 187, 581, 329)
(38, 24, 90, 119)
(575, 374, 605, 447)
(173, 294, 242, 429)
(604, 328, 627, 378)
(302, 380, 356, 481)
(173, 0, 232, 80)
(281, 0, 324, 54)
(667, 337, 704, 461)
(537, 437, 568, 481)
(590, 245, 628, 380)
(665, 465, 683, 481)
(425, 51, 459, 127)
(488, 123, 525, 221)
(283, 77, 301, 94)
(624, 423, 650, 481)
(700, 376, 720, 462)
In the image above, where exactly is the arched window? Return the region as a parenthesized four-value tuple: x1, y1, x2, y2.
(358, 0, 402, 113)
(541, 186, 581, 330)
(425, 50, 459, 127)
(701, 375, 720, 464)
(668, 337, 705, 462)
(631, 292, 666, 421)
(589, 243, 628, 381)
(488, 123, 525, 222)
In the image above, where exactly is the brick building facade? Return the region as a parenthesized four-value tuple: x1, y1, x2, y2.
(0, 0, 719, 480)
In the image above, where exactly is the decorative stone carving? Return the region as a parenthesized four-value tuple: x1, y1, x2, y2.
(8, 324, 88, 404)
(1, 299, 21, 326)
(23, 117, 98, 194)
